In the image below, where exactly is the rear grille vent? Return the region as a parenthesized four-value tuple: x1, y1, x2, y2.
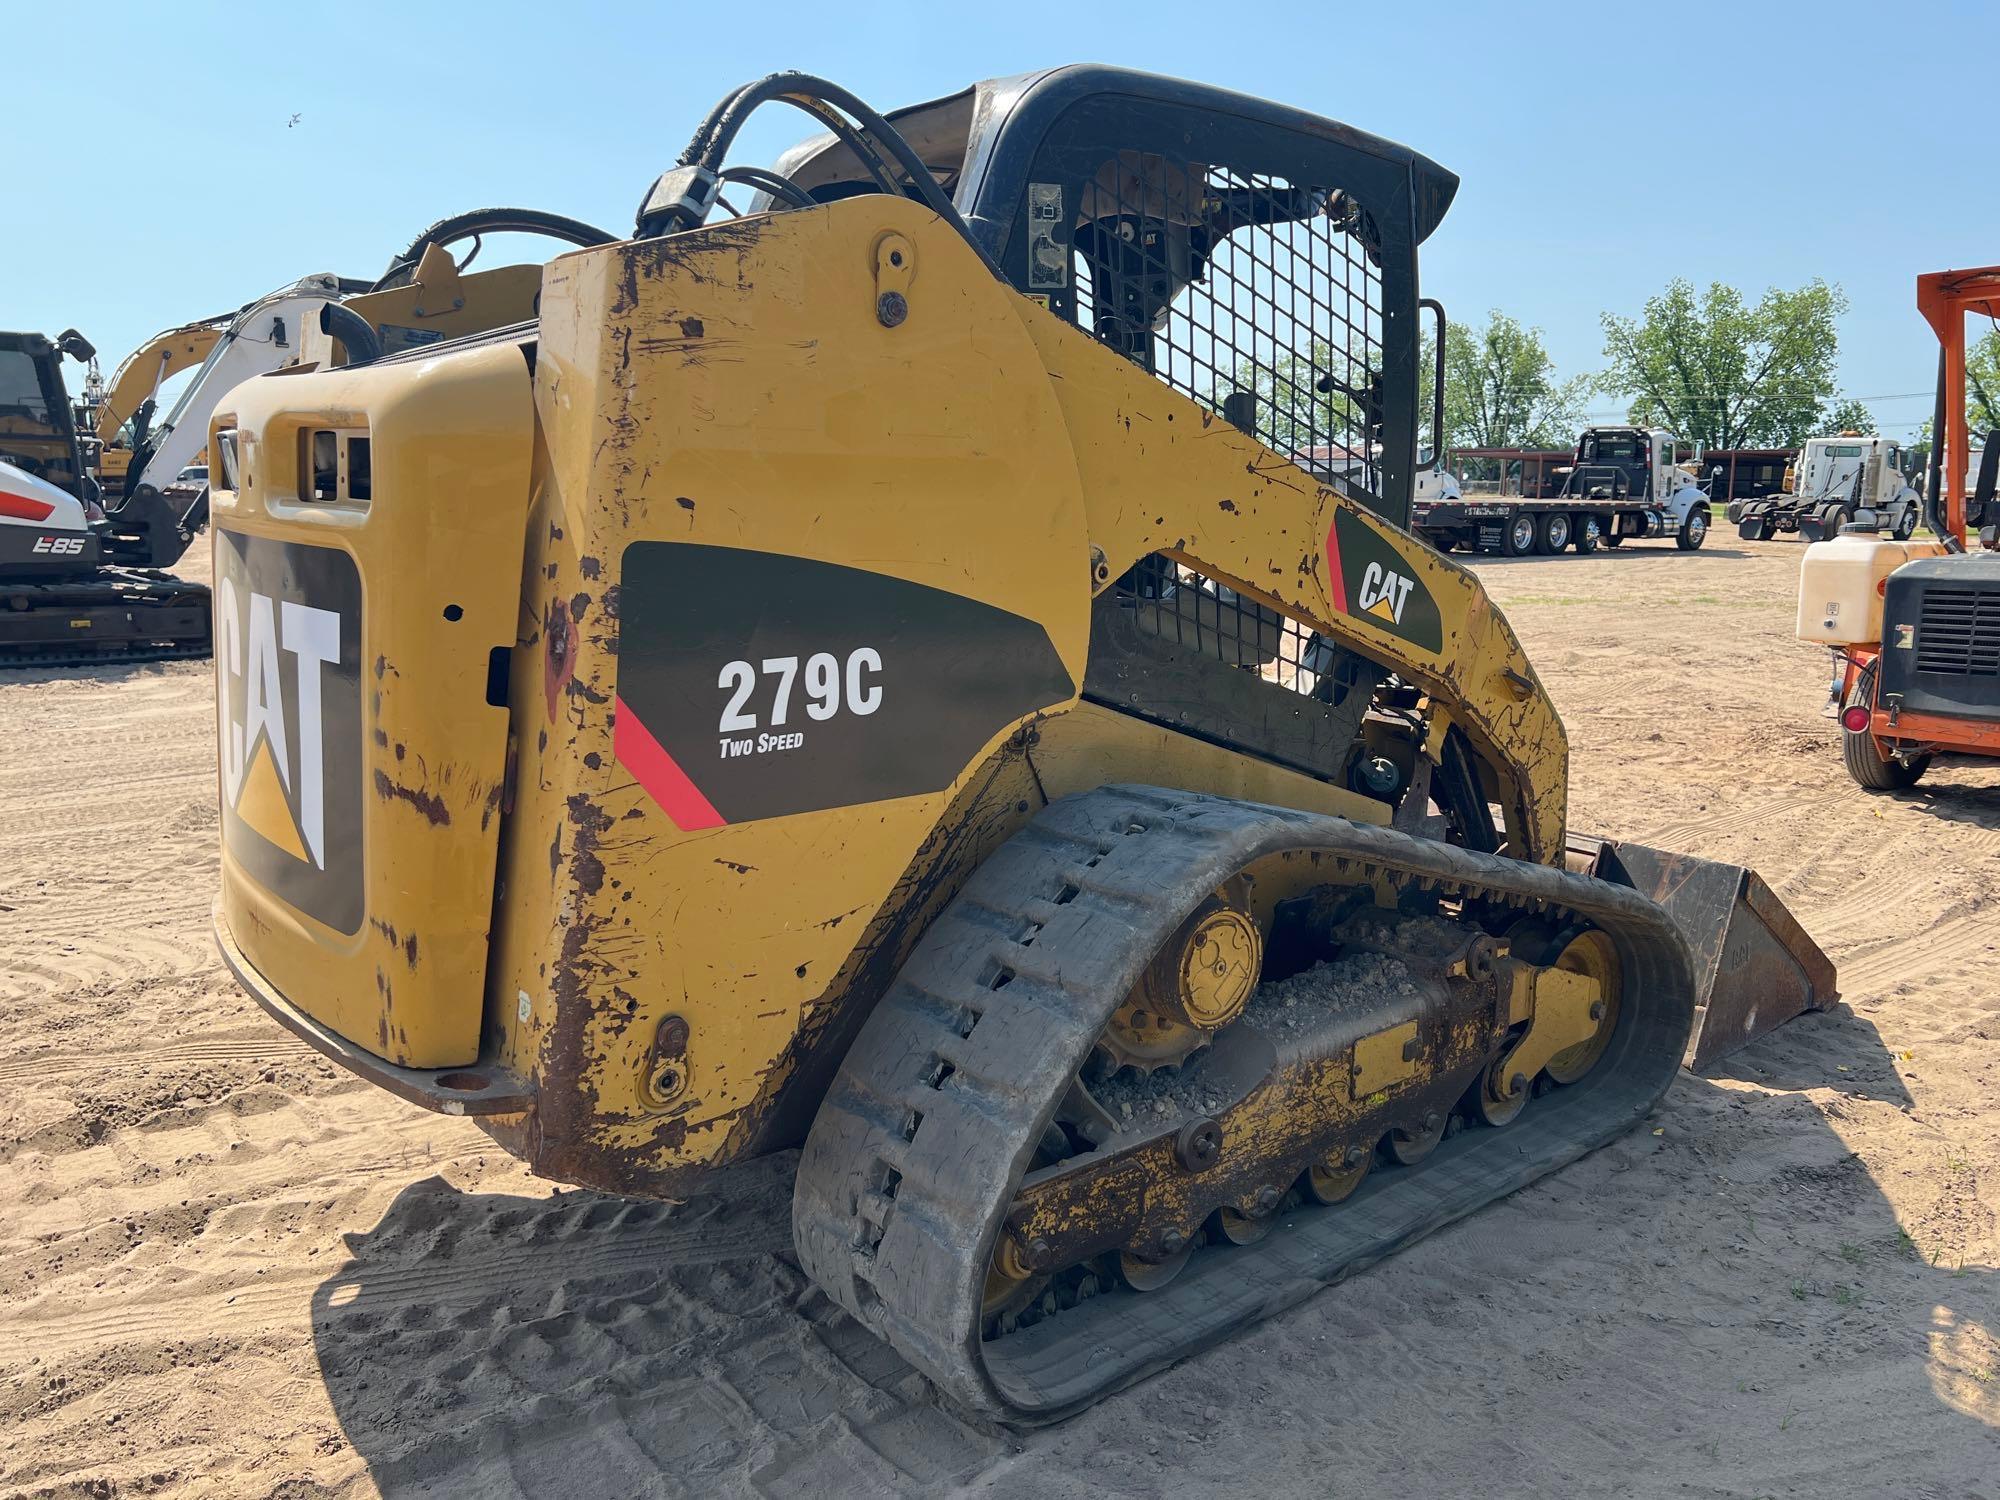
(1916, 587, 2000, 676)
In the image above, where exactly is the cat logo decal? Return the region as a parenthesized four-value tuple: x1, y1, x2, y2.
(215, 532, 365, 934)
(1324, 508, 1443, 653)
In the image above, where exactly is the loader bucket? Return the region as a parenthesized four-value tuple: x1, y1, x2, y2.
(1568, 836, 1838, 1071)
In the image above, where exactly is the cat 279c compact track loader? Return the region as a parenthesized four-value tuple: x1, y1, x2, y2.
(211, 67, 1833, 1422)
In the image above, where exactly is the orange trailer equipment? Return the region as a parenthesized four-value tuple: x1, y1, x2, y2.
(1800, 266, 2000, 787)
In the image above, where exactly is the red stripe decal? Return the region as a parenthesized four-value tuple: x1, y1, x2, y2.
(613, 694, 726, 831)
(1324, 517, 1348, 613)
(0, 491, 56, 522)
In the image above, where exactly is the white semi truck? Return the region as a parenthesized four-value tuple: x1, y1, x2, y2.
(1730, 434, 1921, 542)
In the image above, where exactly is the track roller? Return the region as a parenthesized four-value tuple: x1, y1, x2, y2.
(793, 786, 1694, 1423)
(1386, 1111, 1446, 1164)
(1305, 1146, 1372, 1205)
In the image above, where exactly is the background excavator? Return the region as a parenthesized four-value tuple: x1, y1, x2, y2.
(0, 209, 611, 666)
(0, 326, 211, 662)
(210, 66, 1833, 1423)
(80, 313, 230, 500)
(1, 327, 97, 498)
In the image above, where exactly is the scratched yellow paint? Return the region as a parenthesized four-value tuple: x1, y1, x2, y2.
(213, 192, 1577, 1196)
(1006, 298, 1568, 861)
(486, 200, 1092, 1174)
(212, 342, 534, 1066)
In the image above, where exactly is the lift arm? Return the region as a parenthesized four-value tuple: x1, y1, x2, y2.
(95, 319, 227, 446)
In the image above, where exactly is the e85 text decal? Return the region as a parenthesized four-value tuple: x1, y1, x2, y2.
(614, 544, 1074, 829)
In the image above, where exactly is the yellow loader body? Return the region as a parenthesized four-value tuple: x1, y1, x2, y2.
(210, 67, 1832, 1420)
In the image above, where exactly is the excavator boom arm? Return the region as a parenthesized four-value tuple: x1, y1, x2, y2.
(95, 320, 226, 446)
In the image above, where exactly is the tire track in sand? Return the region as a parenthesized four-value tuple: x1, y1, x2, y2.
(0, 1032, 321, 1085)
(1, 1178, 791, 1364)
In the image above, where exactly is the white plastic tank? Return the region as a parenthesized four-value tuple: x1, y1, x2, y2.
(1796, 531, 1947, 644)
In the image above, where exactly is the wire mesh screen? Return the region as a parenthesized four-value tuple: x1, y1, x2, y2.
(1115, 555, 1377, 707)
(1070, 152, 1385, 494)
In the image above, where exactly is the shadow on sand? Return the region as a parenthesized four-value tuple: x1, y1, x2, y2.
(3, 655, 207, 686)
(1888, 772, 2000, 833)
(311, 995, 1995, 1498)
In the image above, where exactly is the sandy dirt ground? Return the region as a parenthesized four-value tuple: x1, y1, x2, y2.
(1, 538, 1995, 1499)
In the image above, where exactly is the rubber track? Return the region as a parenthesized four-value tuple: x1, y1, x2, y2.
(1, 570, 211, 670)
(794, 786, 1696, 1424)
(2, 640, 210, 670)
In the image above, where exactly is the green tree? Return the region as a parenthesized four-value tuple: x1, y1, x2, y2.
(1905, 331, 2000, 464)
(1216, 311, 1586, 463)
(1597, 278, 1847, 449)
(1824, 397, 1876, 434)
(1424, 310, 1588, 452)
(1215, 337, 1373, 457)
(1968, 329, 2000, 436)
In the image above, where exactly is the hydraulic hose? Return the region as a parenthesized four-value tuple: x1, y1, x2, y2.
(319, 303, 382, 367)
(637, 72, 1002, 279)
(681, 74, 956, 221)
(718, 165, 818, 210)
(371, 208, 617, 291)
(1924, 349, 1962, 552)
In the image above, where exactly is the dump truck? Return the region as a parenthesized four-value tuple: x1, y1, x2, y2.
(1414, 425, 1712, 554)
(211, 66, 1833, 1424)
(1734, 433, 1921, 542)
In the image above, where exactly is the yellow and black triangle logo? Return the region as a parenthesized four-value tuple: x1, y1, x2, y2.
(235, 737, 309, 862)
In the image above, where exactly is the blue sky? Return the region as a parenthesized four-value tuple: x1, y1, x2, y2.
(13, 0, 1989, 438)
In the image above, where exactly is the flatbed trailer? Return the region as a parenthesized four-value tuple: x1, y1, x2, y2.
(1415, 426, 1712, 556)
(1413, 491, 1690, 555)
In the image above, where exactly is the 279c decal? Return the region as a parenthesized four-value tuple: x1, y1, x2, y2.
(716, 648, 883, 757)
(613, 544, 1075, 829)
